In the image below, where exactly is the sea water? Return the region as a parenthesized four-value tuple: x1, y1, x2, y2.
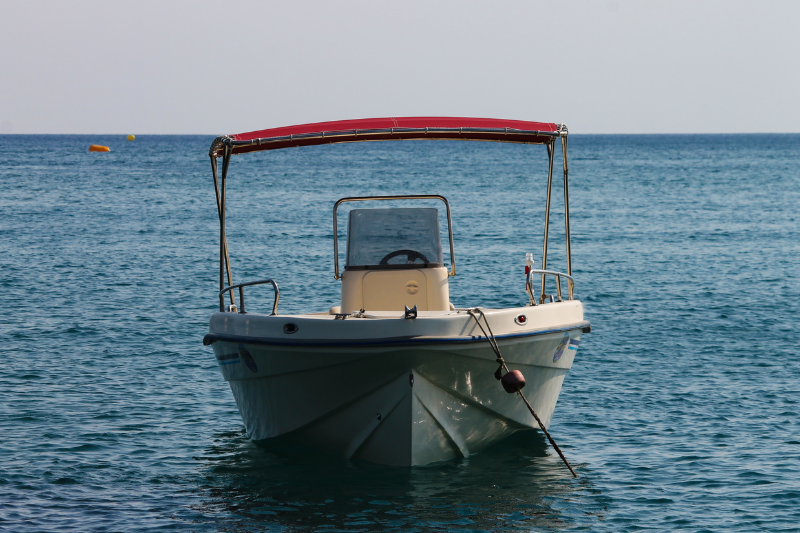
(1, 134, 798, 532)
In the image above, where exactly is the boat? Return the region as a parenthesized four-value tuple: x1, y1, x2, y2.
(202, 117, 590, 466)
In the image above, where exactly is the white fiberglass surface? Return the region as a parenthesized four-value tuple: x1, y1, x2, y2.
(346, 208, 443, 267)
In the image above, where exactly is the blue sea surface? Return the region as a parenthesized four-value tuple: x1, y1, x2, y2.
(1, 133, 798, 532)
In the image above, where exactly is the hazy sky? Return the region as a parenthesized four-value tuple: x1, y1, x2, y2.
(2, 1, 798, 134)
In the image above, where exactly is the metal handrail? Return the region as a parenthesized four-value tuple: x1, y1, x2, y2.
(526, 269, 575, 305)
(219, 279, 279, 315)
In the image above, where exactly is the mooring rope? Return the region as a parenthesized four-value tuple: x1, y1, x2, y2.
(466, 308, 578, 478)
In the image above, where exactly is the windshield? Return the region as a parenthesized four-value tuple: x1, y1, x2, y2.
(346, 208, 443, 268)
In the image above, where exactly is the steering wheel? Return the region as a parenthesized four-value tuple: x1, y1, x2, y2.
(379, 249, 431, 265)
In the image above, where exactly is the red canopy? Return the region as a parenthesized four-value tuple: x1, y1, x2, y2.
(210, 117, 563, 156)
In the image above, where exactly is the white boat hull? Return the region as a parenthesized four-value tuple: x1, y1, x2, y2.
(205, 302, 588, 466)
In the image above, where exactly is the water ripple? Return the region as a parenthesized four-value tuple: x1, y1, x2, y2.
(1, 134, 799, 531)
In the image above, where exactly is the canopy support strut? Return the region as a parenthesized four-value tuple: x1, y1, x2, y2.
(562, 133, 573, 299)
(541, 141, 555, 300)
(211, 145, 235, 311)
(539, 130, 571, 302)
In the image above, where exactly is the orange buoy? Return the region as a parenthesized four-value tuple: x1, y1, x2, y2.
(89, 145, 110, 152)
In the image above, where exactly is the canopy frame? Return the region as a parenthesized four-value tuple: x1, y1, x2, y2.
(209, 118, 572, 311)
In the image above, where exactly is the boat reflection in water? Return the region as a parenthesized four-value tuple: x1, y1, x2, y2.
(203, 117, 590, 466)
(193, 429, 600, 531)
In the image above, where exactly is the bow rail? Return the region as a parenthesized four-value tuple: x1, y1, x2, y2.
(219, 279, 279, 315)
(526, 269, 575, 305)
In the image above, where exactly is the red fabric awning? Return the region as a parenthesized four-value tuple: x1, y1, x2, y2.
(210, 117, 562, 156)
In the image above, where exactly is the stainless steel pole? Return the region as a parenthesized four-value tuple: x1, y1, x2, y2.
(561, 133, 574, 299)
(211, 154, 236, 311)
(220, 145, 235, 310)
(541, 142, 555, 300)
(211, 156, 224, 311)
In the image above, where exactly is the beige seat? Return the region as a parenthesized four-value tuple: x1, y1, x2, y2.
(341, 267, 450, 312)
